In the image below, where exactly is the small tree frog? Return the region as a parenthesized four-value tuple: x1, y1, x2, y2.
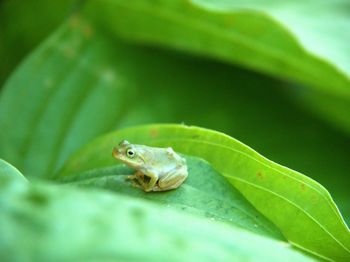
(112, 140, 188, 192)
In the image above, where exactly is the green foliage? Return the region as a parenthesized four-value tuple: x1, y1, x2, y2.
(85, 0, 350, 95)
(0, 0, 350, 261)
(58, 124, 350, 260)
(0, 0, 76, 85)
(0, 173, 312, 262)
(58, 155, 284, 239)
(84, 0, 350, 134)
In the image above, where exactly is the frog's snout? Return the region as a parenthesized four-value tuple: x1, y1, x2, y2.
(112, 147, 119, 158)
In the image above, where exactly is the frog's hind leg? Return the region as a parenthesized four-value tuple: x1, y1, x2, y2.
(155, 170, 188, 191)
(152, 178, 184, 192)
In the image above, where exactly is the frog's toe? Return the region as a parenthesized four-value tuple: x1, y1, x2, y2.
(130, 181, 142, 189)
(126, 175, 136, 180)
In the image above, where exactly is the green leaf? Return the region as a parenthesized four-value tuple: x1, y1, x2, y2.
(0, 174, 314, 261)
(1, 14, 349, 258)
(84, 0, 350, 97)
(83, 0, 350, 136)
(0, 159, 27, 182)
(0, 12, 349, 227)
(58, 124, 350, 261)
(57, 155, 284, 240)
(0, 4, 348, 261)
(0, 0, 77, 85)
(0, 18, 132, 179)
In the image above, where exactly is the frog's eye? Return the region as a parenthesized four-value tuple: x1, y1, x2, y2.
(126, 149, 135, 158)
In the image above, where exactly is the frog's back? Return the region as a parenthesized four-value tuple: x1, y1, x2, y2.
(143, 146, 183, 171)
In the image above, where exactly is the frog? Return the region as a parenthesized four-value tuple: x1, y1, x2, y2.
(112, 140, 188, 192)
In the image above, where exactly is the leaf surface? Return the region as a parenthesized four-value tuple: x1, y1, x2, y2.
(0, 15, 349, 259)
(0, 0, 76, 85)
(84, 0, 350, 136)
(59, 124, 350, 261)
(84, 0, 350, 96)
(0, 175, 313, 262)
(0, 12, 349, 230)
(58, 156, 284, 239)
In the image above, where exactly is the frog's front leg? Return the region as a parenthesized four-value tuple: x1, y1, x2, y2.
(126, 171, 158, 192)
(127, 171, 144, 182)
(127, 171, 146, 187)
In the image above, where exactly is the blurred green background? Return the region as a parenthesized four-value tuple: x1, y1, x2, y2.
(0, 1, 350, 260)
(1, 0, 349, 223)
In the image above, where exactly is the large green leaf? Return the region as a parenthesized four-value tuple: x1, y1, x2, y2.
(59, 124, 350, 261)
(0, 4, 348, 261)
(83, 0, 350, 135)
(84, 0, 350, 96)
(0, 0, 77, 85)
(57, 155, 284, 240)
(0, 14, 349, 259)
(0, 175, 313, 262)
(0, 13, 349, 226)
(0, 18, 132, 178)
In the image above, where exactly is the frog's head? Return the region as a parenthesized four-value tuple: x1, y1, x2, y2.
(112, 140, 145, 169)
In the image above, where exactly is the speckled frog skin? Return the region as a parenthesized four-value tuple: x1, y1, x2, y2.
(112, 140, 188, 192)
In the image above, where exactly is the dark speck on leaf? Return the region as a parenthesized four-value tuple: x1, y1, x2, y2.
(130, 206, 145, 219)
(256, 172, 264, 179)
(129, 206, 148, 237)
(26, 190, 49, 206)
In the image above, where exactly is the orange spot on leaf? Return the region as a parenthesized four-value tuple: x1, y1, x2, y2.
(256, 172, 264, 179)
(150, 128, 159, 138)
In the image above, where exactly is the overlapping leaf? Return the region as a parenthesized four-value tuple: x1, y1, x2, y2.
(57, 156, 284, 239)
(0, 159, 27, 181)
(0, 12, 349, 261)
(59, 124, 350, 261)
(0, 18, 132, 178)
(84, 0, 350, 135)
(0, 174, 313, 262)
